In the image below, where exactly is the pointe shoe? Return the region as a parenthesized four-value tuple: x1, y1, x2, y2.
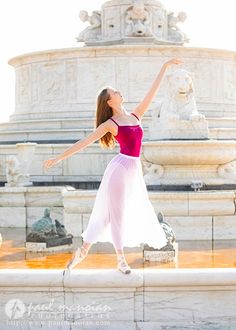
(117, 255, 131, 274)
(66, 246, 88, 270)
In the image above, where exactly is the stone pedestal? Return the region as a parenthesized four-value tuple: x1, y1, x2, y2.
(143, 242, 178, 262)
(25, 238, 73, 252)
(149, 118, 209, 140)
(16, 142, 36, 186)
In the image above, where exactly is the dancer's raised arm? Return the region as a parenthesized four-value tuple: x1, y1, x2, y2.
(43, 121, 112, 170)
(132, 57, 184, 119)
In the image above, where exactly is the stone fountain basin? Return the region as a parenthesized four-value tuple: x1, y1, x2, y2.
(142, 140, 236, 165)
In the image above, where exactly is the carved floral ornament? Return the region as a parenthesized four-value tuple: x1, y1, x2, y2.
(76, 0, 189, 45)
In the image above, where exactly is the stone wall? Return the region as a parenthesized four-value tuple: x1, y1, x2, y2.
(1, 186, 235, 242)
(8, 46, 236, 122)
(0, 268, 235, 329)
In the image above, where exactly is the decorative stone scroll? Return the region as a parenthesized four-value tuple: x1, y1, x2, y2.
(76, 10, 102, 42)
(167, 11, 189, 43)
(5, 155, 27, 187)
(142, 159, 164, 184)
(5, 143, 36, 187)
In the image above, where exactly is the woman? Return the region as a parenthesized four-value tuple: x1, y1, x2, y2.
(43, 57, 184, 274)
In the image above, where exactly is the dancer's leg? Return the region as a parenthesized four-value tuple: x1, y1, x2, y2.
(108, 164, 132, 274)
(66, 240, 92, 270)
(115, 247, 131, 274)
(109, 167, 127, 252)
(83, 241, 92, 251)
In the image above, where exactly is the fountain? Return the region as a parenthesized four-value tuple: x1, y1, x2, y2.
(143, 67, 236, 187)
(0, 0, 236, 328)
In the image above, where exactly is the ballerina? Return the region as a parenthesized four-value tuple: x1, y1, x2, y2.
(43, 57, 184, 274)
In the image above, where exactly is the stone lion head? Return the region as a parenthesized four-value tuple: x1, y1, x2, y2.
(166, 68, 194, 100)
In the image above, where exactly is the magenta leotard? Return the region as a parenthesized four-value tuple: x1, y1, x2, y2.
(109, 113, 144, 157)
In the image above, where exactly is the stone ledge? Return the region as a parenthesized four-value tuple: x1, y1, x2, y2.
(0, 269, 64, 287)
(0, 268, 235, 289)
(8, 46, 236, 67)
(63, 189, 236, 216)
(0, 186, 68, 193)
(0, 268, 235, 328)
(144, 268, 236, 287)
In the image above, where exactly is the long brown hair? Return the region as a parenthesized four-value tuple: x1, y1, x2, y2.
(95, 87, 116, 149)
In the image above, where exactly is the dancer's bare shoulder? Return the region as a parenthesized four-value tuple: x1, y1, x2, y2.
(103, 118, 118, 136)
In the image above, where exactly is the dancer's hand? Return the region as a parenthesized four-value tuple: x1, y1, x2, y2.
(43, 157, 60, 170)
(163, 57, 184, 69)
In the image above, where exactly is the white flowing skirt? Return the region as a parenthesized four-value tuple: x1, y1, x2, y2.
(81, 153, 167, 249)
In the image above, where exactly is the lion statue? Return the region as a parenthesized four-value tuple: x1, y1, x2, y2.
(149, 68, 209, 140)
(142, 159, 164, 184)
(155, 68, 204, 121)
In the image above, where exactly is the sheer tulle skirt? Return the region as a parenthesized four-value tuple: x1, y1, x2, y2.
(80, 153, 167, 249)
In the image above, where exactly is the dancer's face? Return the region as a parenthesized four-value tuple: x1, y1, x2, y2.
(107, 88, 124, 108)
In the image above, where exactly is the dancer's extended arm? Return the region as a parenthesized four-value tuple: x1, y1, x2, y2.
(43, 121, 112, 170)
(132, 57, 184, 119)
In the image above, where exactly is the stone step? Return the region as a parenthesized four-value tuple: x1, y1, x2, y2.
(0, 128, 91, 142)
(1, 116, 235, 131)
(208, 117, 236, 128)
(9, 109, 97, 121)
(0, 127, 236, 143)
(0, 116, 151, 131)
(1, 116, 236, 142)
(209, 128, 236, 140)
(0, 118, 94, 131)
(208, 117, 236, 138)
(0, 126, 152, 143)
